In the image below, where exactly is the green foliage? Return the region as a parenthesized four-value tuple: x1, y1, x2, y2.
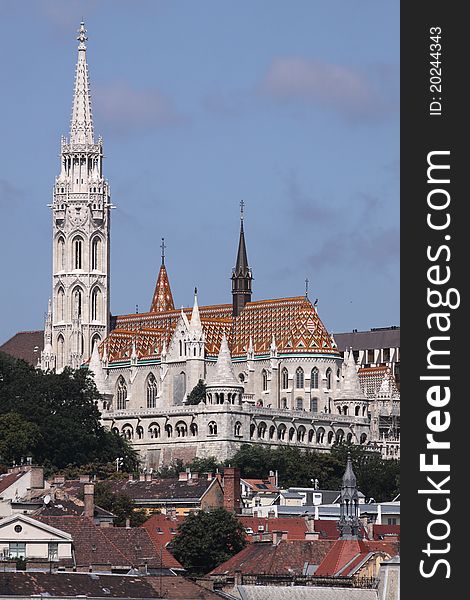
(228, 443, 399, 502)
(185, 379, 207, 405)
(94, 481, 147, 527)
(0, 352, 139, 474)
(171, 508, 246, 574)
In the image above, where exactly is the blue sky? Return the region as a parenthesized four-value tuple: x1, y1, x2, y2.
(0, 0, 399, 344)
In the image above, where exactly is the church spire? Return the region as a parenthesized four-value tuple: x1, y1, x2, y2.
(70, 21, 94, 145)
(338, 452, 361, 539)
(231, 201, 253, 316)
(150, 238, 175, 312)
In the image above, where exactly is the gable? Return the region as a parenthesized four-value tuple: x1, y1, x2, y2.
(0, 514, 72, 542)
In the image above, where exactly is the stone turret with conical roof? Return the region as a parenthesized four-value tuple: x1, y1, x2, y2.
(206, 335, 244, 405)
(231, 201, 253, 316)
(185, 288, 205, 395)
(338, 452, 361, 539)
(335, 348, 369, 421)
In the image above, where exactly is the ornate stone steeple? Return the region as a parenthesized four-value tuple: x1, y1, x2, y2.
(150, 239, 175, 313)
(231, 201, 253, 317)
(42, 22, 111, 372)
(338, 453, 361, 539)
(206, 334, 243, 405)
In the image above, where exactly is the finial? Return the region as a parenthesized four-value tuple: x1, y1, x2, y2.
(305, 278, 309, 298)
(77, 21, 88, 49)
(194, 286, 198, 296)
(240, 199, 245, 221)
(160, 238, 166, 266)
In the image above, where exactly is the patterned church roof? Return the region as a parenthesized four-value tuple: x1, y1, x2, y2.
(150, 264, 175, 313)
(101, 296, 339, 363)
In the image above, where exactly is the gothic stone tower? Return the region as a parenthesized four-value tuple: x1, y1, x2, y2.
(42, 23, 110, 372)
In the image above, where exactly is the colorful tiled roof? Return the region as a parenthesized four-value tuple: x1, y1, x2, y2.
(358, 366, 399, 399)
(150, 264, 175, 313)
(102, 296, 338, 362)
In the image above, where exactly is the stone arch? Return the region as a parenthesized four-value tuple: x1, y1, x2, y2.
(347, 432, 353, 444)
(190, 422, 198, 436)
(269, 425, 276, 440)
(165, 423, 173, 437)
(316, 427, 325, 444)
(289, 427, 295, 442)
(262, 369, 268, 391)
(148, 423, 160, 439)
(91, 235, 102, 271)
(121, 424, 133, 440)
(234, 421, 242, 436)
(57, 334, 65, 371)
(257, 421, 267, 439)
(327, 430, 334, 445)
(175, 421, 188, 438)
(250, 423, 256, 438)
(136, 425, 144, 440)
(208, 421, 218, 435)
(90, 286, 102, 321)
(326, 368, 332, 390)
(336, 428, 345, 444)
(297, 425, 306, 442)
(355, 405, 360, 416)
(72, 235, 84, 270)
(278, 423, 287, 440)
(360, 433, 368, 444)
(308, 429, 315, 443)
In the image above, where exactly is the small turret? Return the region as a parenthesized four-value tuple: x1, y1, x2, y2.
(338, 453, 361, 539)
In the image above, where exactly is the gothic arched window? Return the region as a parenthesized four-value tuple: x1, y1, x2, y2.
(295, 367, 304, 389)
(316, 427, 325, 444)
(310, 398, 318, 413)
(190, 423, 198, 436)
(208, 421, 218, 435)
(175, 421, 188, 437)
(73, 236, 83, 270)
(57, 236, 65, 271)
(71, 287, 83, 318)
(57, 334, 65, 371)
(278, 424, 287, 441)
(281, 368, 289, 389)
(311, 367, 319, 389)
(91, 236, 102, 271)
(234, 421, 242, 436)
(295, 397, 303, 411)
(136, 426, 144, 440)
(116, 377, 127, 410)
(326, 368, 332, 390)
(297, 426, 306, 442)
(262, 369, 268, 391)
(91, 334, 101, 355)
(91, 287, 101, 321)
(146, 373, 157, 409)
(57, 287, 65, 322)
(257, 422, 267, 439)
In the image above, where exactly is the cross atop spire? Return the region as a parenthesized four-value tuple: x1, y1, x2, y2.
(305, 278, 309, 298)
(70, 21, 94, 145)
(240, 199, 245, 222)
(160, 238, 166, 266)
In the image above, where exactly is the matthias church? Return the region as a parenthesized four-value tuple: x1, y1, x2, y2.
(31, 24, 397, 468)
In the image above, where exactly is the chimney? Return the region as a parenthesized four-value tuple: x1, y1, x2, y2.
(84, 483, 94, 519)
(145, 473, 152, 482)
(53, 475, 65, 485)
(223, 467, 241, 513)
(267, 509, 275, 519)
(272, 530, 287, 545)
(79, 475, 90, 483)
(179, 471, 189, 481)
(268, 471, 276, 487)
(305, 531, 320, 540)
(191, 472, 199, 481)
(204, 472, 213, 481)
(128, 474, 134, 481)
(139, 473, 146, 482)
(30, 467, 44, 490)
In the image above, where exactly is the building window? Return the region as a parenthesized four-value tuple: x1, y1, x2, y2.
(91, 287, 101, 321)
(250, 423, 256, 438)
(9, 543, 26, 558)
(367, 349, 374, 363)
(165, 423, 173, 437)
(289, 427, 295, 441)
(73, 236, 83, 270)
(176, 421, 188, 437)
(269, 425, 275, 440)
(147, 373, 157, 408)
(311, 367, 319, 389)
(310, 398, 318, 413)
(57, 335, 65, 371)
(316, 427, 325, 444)
(297, 426, 306, 442)
(355, 405, 360, 416)
(136, 426, 144, 440)
(91, 236, 101, 271)
(383, 347, 391, 362)
(326, 368, 332, 390)
(57, 287, 65, 321)
(91, 334, 101, 355)
(295, 367, 304, 389)
(336, 429, 345, 444)
(57, 236, 65, 271)
(278, 424, 286, 440)
(257, 422, 267, 438)
(71, 287, 83, 318)
(122, 425, 133, 440)
(48, 542, 59, 561)
(149, 423, 160, 439)
(116, 377, 127, 410)
(234, 421, 242, 436)
(190, 423, 198, 436)
(280, 397, 287, 409)
(281, 368, 289, 389)
(262, 369, 268, 391)
(208, 421, 218, 435)
(360, 433, 368, 444)
(295, 397, 303, 411)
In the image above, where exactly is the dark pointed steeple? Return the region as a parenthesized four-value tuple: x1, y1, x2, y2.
(231, 201, 253, 316)
(338, 452, 361, 539)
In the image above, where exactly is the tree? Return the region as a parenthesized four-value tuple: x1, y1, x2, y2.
(94, 482, 147, 527)
(171, 508, 246, 574)
(0, 352, 139, 474)
(185, 379, 206, 405)
(0, 412, 41, 465)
